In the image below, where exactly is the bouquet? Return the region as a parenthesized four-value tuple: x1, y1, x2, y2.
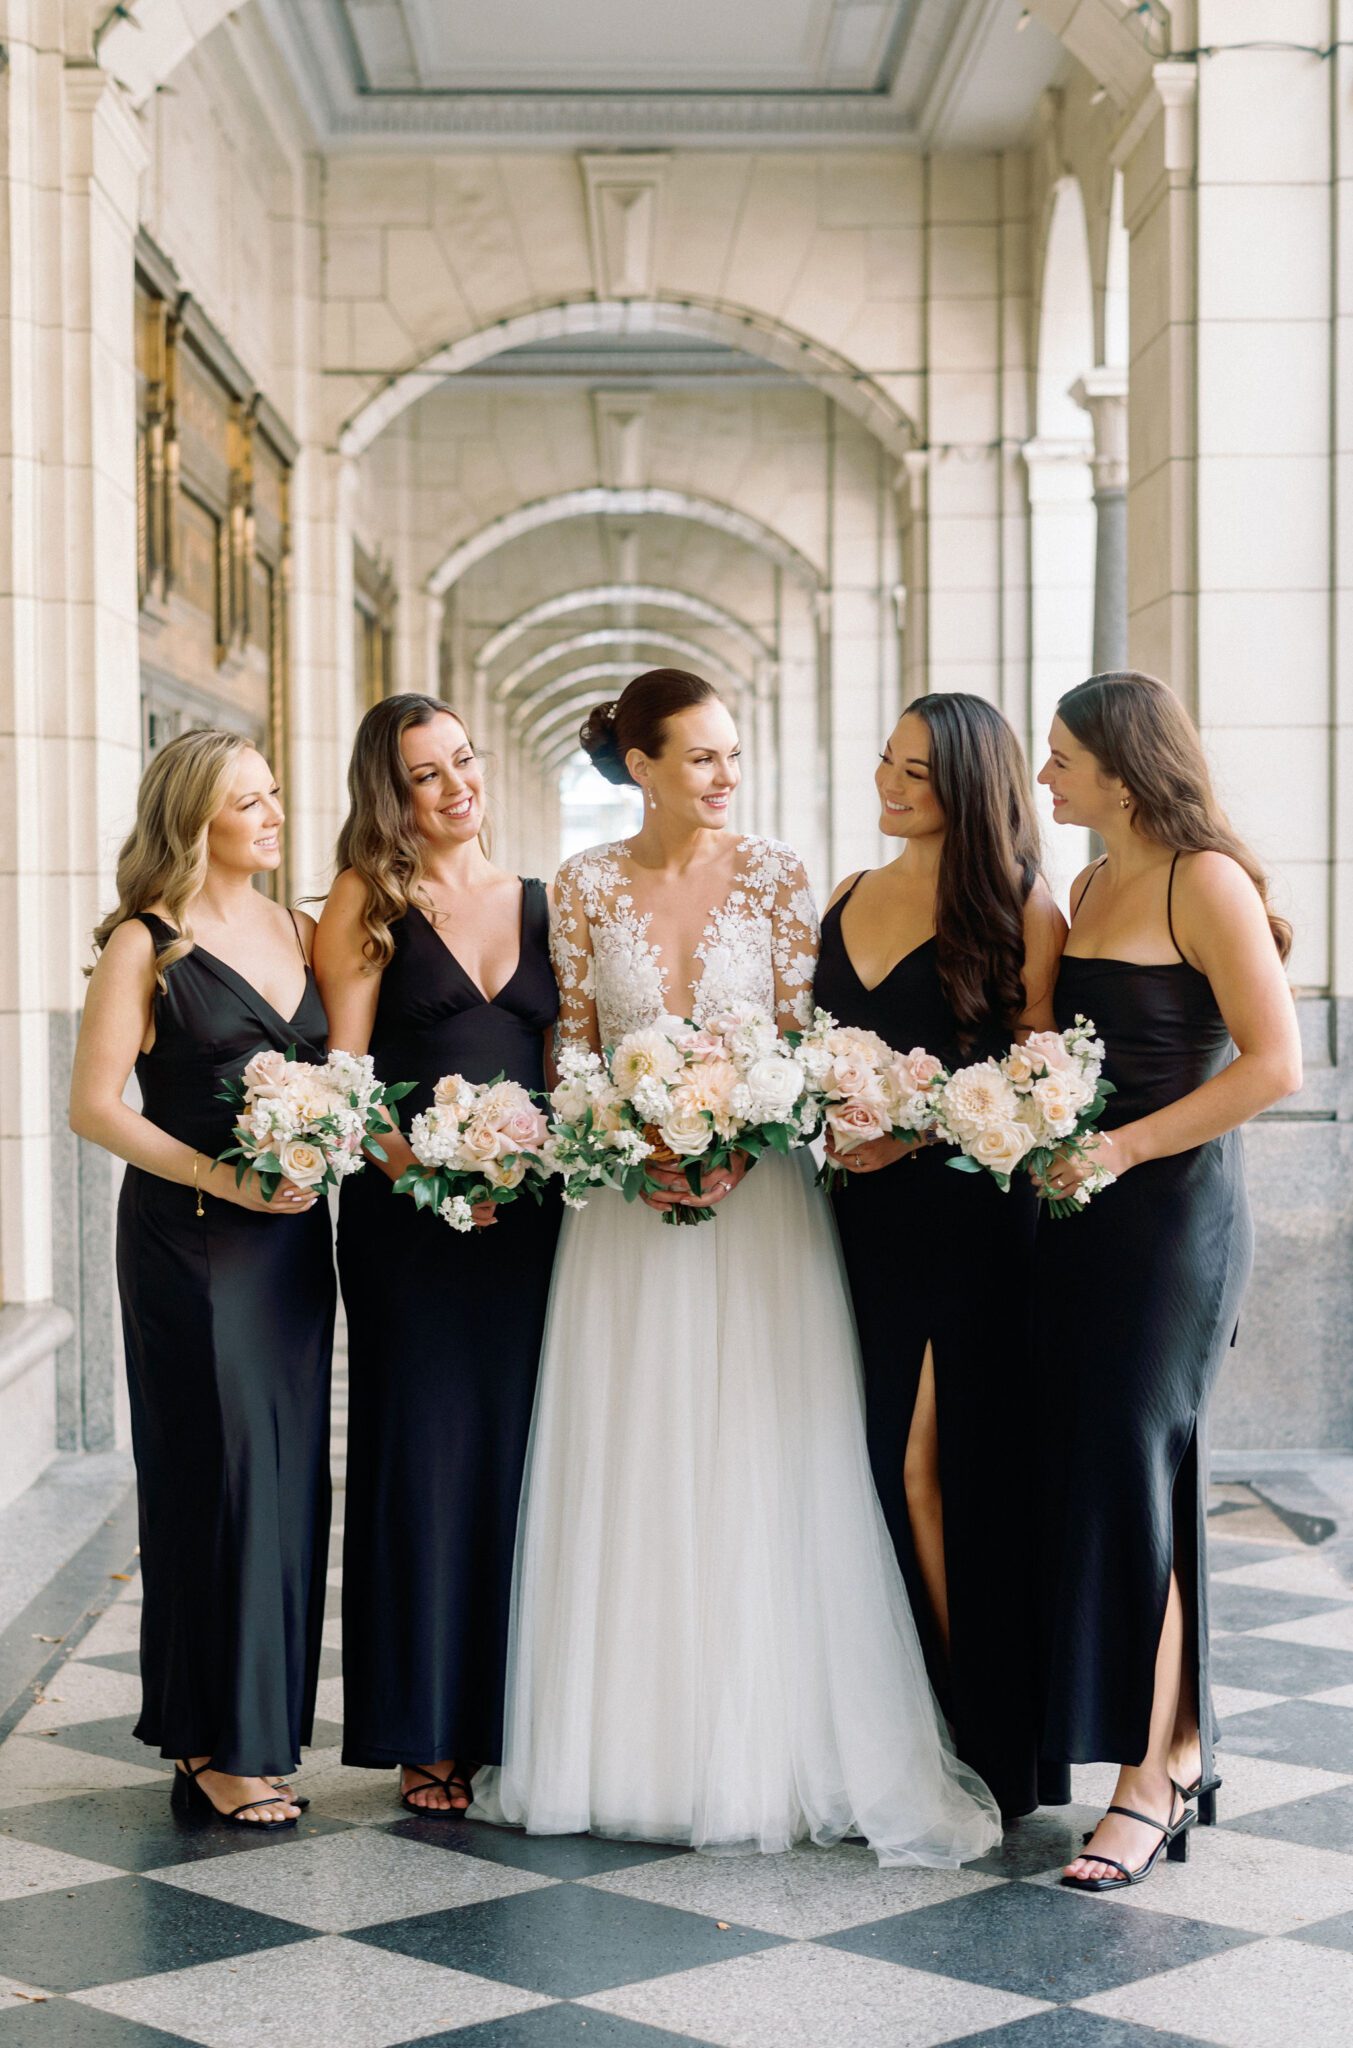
(544, 1043, 656, 1212)
(217, 1046, 413, 1198)
(548, 1006, 819, 1226)
(394, 1073, 553, 1232)
(792, 1009, 949, 1190)
(935, 1014, 1115, 1218)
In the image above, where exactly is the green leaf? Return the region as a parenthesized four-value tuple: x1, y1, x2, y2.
(365, 1140, 388, 1163)
(411, 1177, 438, 1211)
(947, 1155, 983, 1174)
(383, 1081, 418, 1102)
(764, 1124, 792, 1155)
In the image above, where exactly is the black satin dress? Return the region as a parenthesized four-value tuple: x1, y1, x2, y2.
(815, 882, 1043, 1819)
(1034, 857, 1252, 1776)
(338, 880, 561, 1770)
(116, 913, 335, 1777)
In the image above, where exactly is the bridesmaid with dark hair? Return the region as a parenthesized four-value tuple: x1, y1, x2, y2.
(814, 693, 1065, 1823)
(70, 729, 334, 1829)
(315, 694, 560, 1816)
(1035, 671, 1301, 1893)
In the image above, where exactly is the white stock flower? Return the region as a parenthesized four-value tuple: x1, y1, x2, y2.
(439, 1194, 474, 1232)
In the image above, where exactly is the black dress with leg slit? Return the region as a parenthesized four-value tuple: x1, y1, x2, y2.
(1034, 855, 1252, 1779)
(338, 880, 561, 1772)
(116, 913, 335, 1778)
(814, 880, 1044, 1819)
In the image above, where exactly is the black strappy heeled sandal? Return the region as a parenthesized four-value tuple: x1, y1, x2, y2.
(269, 1780, 310, 1811)
(1178, 1770, 1222, 1826)
(171, 1760, 301, 1830)
(1064, 1790, 1195, 1893)
(399, 1763, 473, 1818)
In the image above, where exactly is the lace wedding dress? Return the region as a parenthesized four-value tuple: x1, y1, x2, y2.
(471, 836, 1001, 1865)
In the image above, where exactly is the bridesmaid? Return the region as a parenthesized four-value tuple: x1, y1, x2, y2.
(815, 693, 1065, 1822)
(1035, 671, 1302, 1892)
(315, 694, 560, 1816)
(69, 731, 334, 1828)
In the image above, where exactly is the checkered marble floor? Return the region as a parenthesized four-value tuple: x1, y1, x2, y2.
(2, 1470, 1352, 2048)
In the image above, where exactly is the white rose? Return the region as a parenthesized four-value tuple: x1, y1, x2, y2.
(278, 1137, 328, 1189)
(1031, 1070, 1093, 1137)
(657, 1100, 713, 1157)
(968, 1120, 1034, 1178)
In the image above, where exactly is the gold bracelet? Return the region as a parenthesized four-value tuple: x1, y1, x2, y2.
(193, 1153, 205, 1218)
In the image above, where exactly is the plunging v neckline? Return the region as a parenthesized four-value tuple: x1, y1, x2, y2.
(146, 916, 311, 1027)
(834, 883, 936, 997)
(415, 880, 527, 1008)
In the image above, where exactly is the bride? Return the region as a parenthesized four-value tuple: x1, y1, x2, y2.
(472, 668, 1001, 1865)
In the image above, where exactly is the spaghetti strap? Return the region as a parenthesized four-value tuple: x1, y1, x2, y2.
(837, 870, 870, 912)
(1069, 859, 1107, 925)
(287, 908, 308, 965)
(1165, 852, 1185, 962)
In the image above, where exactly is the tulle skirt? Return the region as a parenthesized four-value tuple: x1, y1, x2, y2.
(471, 1148, 1001, 1867)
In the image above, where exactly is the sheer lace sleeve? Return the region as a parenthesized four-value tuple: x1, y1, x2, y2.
(550, 855, 602, 1055)
(769, 848, 820, 1031)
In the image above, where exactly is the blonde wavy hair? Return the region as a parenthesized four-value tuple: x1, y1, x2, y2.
(335, 694, 484, 971)
(90, 729, 258, 987)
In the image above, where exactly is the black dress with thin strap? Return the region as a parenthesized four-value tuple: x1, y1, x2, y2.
(814, 881, 1043, 1819)
(1034, 856, 1252, 1776)
(116, 913, 335, 1777)
(338, 880, 561, 1770)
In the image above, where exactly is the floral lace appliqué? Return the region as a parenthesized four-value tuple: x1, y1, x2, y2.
(550, 836, 819, 1052)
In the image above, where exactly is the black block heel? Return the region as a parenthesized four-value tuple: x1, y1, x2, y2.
(171, 1761, 300, 1830)
(1180, 1772, 1222, 1825)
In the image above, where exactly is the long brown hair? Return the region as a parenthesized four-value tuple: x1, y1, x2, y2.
(903, 693, 1043, 1048)
(335, 694, 481, 970)
(90, 729, 256, 987)
(580, 668, 718, 785)
(1058, 671, 1291, 960)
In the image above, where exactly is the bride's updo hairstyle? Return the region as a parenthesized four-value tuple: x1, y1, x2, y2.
(580, 668, 718, 786)
(1058, 670, 1291, 961)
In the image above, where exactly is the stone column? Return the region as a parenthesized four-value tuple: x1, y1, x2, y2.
(1021, 436, 1094, 900)
(1070, 368, 1128, 676)
(289, 448, 357, 898)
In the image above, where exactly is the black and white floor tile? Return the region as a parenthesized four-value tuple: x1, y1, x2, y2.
(2, 1470, 1351, 2048)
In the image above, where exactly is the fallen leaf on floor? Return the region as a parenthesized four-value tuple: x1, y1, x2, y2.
(30, 1634, 62, 1643)
(109, 1573, 132, 1581)
(716, 1921, 730, 1929)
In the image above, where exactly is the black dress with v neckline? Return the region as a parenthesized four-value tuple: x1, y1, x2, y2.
(814, 880, 1044, 1819)
(116, 912, 335, 1777)
(337, 879, 561, 1771)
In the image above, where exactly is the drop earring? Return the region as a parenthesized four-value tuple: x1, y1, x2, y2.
(646, 787, 656, 811)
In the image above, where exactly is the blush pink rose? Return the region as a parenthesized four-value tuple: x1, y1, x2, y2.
(827, 1098, 891, 1152)
(242, 1049, 289, 1097)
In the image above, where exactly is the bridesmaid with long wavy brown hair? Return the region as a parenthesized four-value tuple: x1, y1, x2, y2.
(814, 693, 1065, 1822)
(1035, 671, 1301, 1893)
(315, 694, 560, 1817)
